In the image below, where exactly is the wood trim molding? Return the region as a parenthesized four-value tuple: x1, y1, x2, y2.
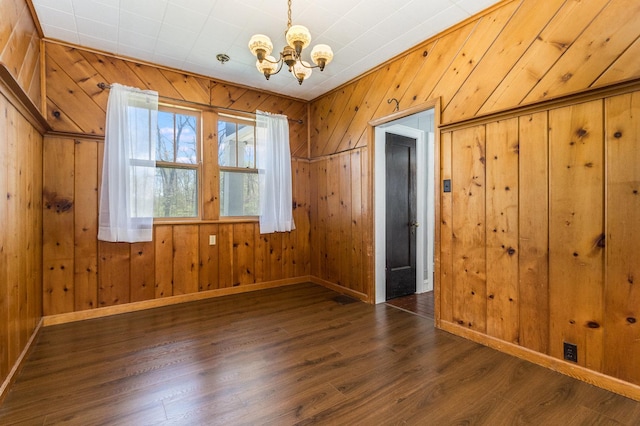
(368, 99, 440, 128)
(0, 62, 49, 133)
(439, 320, 640, 402)
(0, 319, 43, 404)
(309, 276, 370, 303)
(43, 277, 315, 327)
(440, 77, 640, 131)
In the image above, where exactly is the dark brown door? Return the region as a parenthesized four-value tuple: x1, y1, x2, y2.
(385, 133, 417, 300)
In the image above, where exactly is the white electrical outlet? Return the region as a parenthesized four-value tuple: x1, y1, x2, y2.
(209, 235, 216, 245)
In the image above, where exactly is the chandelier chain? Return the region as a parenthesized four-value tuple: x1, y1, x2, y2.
(287, 0, 292, 29)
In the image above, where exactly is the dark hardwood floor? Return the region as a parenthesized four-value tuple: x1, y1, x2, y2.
(386, 291, 434, 318)
(2, 283, 640, 425)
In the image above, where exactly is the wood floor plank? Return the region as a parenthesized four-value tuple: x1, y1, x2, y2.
(1, 283, 639, 425)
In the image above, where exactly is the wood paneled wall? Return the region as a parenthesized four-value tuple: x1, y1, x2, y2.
(309, 0, 640, 158)
(44, 42, 307, 157)
(42, 136, 310, 315)
(0, 0, 43, 397)
(0, 90, 43, 391)
(309, 148, 370, 300)
(0, 0, 42, 110)
(440, 89, 640, 387)
(42, 41, 311, 316)
(307, 0, 640, 394)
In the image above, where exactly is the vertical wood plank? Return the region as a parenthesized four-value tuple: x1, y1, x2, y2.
(199, 224, 219, 291)
(294, 160, 310, 277)
(485, 118, 519, 343)
(154, 225, 173, 298)
(350, 150, 364, 293)
(451, 125, 487, 332)
(268, 232, 283, 281)
(338, 152, 352, 286)
(604, 92, 640, 383)
(0, 94, 8, 378)
(549, 100, 604, 371)
(519, 111, 550, 353)
(129, 242, 155, 302)
(98, 241, 130, 307)
(218, 224, 233, 287)
(201, 110, 219, 220)
(73, 139, 98, 311)
(361, 146, 373, 300)
(325, 156, 341, 283)
(42, 137, 75, 315)
(173, 225, 199, 295)
(233, 223, 255, 286)
(439, 131, 454, 323)
(309, 161, 322, 278)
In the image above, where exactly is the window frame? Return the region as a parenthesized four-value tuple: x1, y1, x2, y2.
(217, 113, 260, 218)
(153, 103, 203, 222)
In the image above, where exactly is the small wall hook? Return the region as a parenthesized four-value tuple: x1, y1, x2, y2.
(387, 97, 399, 112)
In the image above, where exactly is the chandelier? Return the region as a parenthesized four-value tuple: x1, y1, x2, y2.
(248, 0, 334, 85)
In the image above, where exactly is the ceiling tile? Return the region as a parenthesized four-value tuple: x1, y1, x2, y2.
(32, 0, 501, 100)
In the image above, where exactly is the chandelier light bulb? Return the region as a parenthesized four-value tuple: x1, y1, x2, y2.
(248, 34, 273, 61)
(310, 44, 334, 71)
(292, 61, 312, 85)
(285, 24, 311, 55)
(256, 56, 278, 79)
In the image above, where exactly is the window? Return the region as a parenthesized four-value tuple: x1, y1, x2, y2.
(218, 116, 260, 216)
(155, 106, 200, 218)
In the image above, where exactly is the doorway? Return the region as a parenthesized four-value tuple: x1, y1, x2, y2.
(374, 109, 435, 304)
(385, 133, 417, 300)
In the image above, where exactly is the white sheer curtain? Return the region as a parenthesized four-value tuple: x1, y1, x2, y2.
(98, 83, 158, 242)
(256, 110, 295, 234)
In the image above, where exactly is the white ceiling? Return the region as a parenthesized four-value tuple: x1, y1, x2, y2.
(31, 0, 501, 101)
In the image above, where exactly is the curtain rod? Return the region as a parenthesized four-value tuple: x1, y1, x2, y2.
(96, 82, 304, 124)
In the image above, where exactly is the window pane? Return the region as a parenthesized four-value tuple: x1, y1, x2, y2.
(220, 171, 259, 216)
(238, 123, 255, 168)
(175, 113, 197, 164)
(155, 167, 198, 217)
(218, 121, 237, 167)
(157, 110, 175, 162)
(128, 106, 154, 161)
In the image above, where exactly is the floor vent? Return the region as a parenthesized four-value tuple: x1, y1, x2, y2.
(333, 295, 359, 305)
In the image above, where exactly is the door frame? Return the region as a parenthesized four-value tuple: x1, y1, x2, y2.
(373, 120, 435, 304)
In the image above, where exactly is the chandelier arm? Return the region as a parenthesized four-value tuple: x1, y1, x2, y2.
(297, 60, 320, 70)
(269, 58, 286, 76)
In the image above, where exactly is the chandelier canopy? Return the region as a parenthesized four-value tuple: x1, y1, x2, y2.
(248, 0, 334, 85)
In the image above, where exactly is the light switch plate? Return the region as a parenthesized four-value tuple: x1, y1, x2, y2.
(209, 235, 216, 245)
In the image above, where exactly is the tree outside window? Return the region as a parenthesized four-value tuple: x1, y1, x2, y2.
(218, 117, 259, 217)
(154, 107, 200, 218)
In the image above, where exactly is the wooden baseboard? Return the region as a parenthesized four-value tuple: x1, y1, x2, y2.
(309, 276, 370, 303)
(0, 318, 43, 404)
(438, 320, 640, 402)
(43, 277, 313, 326)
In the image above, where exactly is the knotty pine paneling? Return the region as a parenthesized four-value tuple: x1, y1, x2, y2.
(451, 125, 487, 332)
(437, 88, 640, 389)
(485, 118, 519, 343)
(44, 41, 308, 157)
(517, 112, 549, 354)
(305, 0, 640, 394)
(41, 133, 310, 315)
(0, 90, 43, 389)
(309, 0, 640, 157)
(604, 92, 640, 384)
(548, 100, 604, 372)
(0, 0, 41, 110)
(309, 148, 370, 299)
